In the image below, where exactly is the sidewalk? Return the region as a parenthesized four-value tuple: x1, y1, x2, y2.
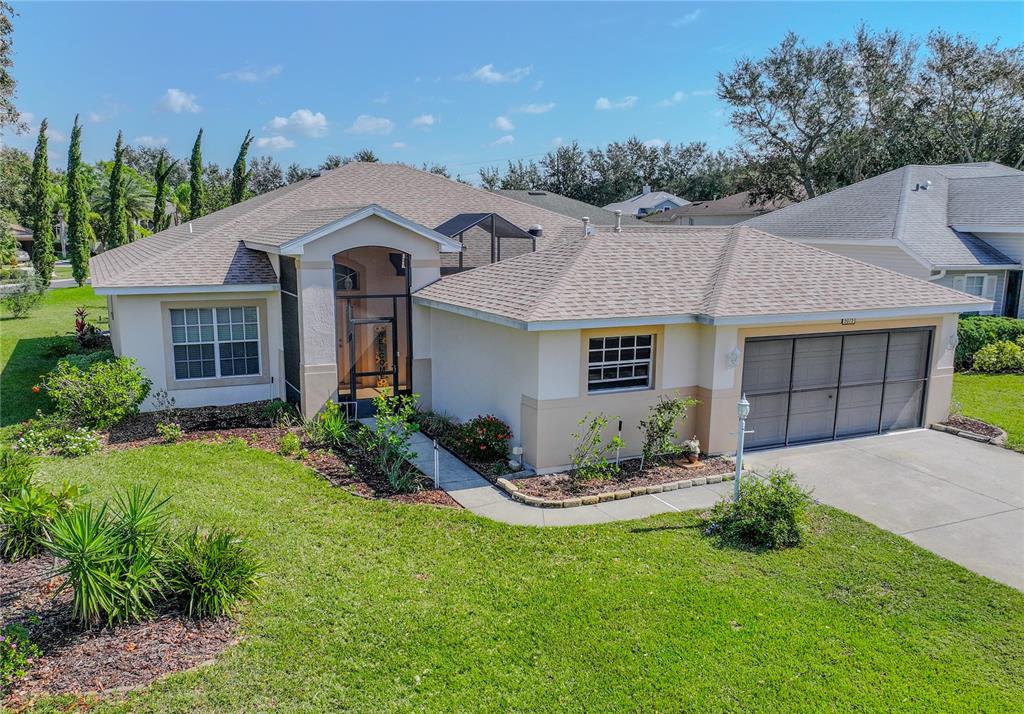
(407, 430, 730, 526)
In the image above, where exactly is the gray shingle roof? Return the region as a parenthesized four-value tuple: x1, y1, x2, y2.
(604, 191, 689, 214)
(645, 191, 791, 222)
(742, 163, 1022, 268)
(947, 174, 1024, 226)
(91, 163, 580, 289)
(494, 189, 641, 225)
(414, 226, 987, 326)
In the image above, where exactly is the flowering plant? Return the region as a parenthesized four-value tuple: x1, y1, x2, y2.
(458, 415, 512, 463)
(0, 624, 41, 694)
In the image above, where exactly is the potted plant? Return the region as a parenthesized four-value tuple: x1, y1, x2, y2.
(682, 436, 700, 464)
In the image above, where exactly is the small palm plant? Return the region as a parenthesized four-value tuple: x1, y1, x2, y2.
(168, 528, 261, 618)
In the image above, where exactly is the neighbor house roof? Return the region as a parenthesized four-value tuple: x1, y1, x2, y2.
(645, 191, 790, 223)
(11, 223, 32, 241)
(91, 163, 580, 290)
(604, 190, 689, 215)
(494, 189, 641, 225)
(947, 174, 1024, 227)
(742, 163, 1023, 269)
(414, 225, 988, 329)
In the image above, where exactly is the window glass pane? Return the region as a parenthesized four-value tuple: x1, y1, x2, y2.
(199, 325, 214, 342)
(186, 325, 199, 342)
(588, 338, 602, 350)
(243, 307, 257, 322)
(231, 307, 242, 322)
(605, 337, 620, 348)
(244, 322, 258, 340)
(198, 308, 213, 324)
(587, 334, 654, 392)
(170, 310, 185, 326)
(217, 323, 231, 340)
(171, 326, 186, 343)
(636, 335, 652, 347)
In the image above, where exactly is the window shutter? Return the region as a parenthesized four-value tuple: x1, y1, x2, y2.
(982, 275, 997, 301)
(951, 276, 966, 292)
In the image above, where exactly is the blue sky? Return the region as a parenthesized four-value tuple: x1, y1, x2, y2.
(6, 2, 1023, 180)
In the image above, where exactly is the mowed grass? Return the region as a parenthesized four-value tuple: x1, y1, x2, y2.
(22, 442, 1024, 712)
(954, 373, 1024, 452)
(0, 286, 106, 427)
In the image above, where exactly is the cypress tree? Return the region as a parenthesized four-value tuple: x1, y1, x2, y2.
(152, 151, 177, 231)
(230, 130, 254, 205)
(188, 128, 205, 220)
(104, 130, 130, 248)
(29, 118, 55, 286)
(65, 115, 91, 286)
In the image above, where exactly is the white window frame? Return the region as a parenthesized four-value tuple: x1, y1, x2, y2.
(170, 306, 262, 381)
(954, 273, 997, 301)
(587, 334, 655, 393)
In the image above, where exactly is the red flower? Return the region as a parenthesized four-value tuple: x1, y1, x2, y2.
(31, 386, 40, 393)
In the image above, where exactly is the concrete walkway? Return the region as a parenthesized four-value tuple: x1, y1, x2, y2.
(748, 429, 1024, 591)
(408, 431, 730, 526)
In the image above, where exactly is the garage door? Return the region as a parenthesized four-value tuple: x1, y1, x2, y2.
(742, 329, 932, 449)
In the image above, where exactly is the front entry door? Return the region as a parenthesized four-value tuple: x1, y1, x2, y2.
(338, 296, 409, 418)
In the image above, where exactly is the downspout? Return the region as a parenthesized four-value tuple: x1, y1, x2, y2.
(928, 269, 946, 282)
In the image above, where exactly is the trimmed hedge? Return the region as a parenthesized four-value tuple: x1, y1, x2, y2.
(956, 316, 1024, 370)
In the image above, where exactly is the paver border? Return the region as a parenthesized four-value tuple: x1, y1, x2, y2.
(931, 422, 1007, 447)
(496, 471, 739, 509)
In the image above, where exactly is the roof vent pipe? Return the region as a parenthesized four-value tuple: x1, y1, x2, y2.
(916, 180, 932, 191)
(528, 224, 543, 238)
(614, 210, 622, 232)
(581, 216, 590, 237)
(188, 222, 193, 234)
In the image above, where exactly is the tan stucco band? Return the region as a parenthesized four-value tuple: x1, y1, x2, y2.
(159, 298, 272, 392)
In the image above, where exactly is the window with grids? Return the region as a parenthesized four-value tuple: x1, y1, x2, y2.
(963, 274, 986, 297)
(587, 335, 654, 392)
(170, 307, 260, 380)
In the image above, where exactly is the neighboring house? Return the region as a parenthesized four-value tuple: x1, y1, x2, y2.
(743, 163, 1024, 318)
(604, 186, 688, 217)
(494, 189, 642, 226)
(11, 222, 33, 255)
(646, 191, 790, 226)
(93, 162, 986, 473)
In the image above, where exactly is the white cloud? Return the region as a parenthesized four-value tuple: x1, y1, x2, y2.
(492, 115, 515, 131)
(255, 135, 295, 150)
(346, 114, 394, 135)
(690, 89, 715, 97)
(134, 135, 168, 148)
(465, 63, 531, 84)
(658, 91, 686, 107)
(670, 9, 702, 27)
(643, 138, 666, 149)
(391, 141, 407, 149)
(157, 88, 201, 114)
(491, 134, 515, 146)
(218, 65, 283, 82)
(265, 108, 328, 138)
(46, 128, 67, 142)
(515, 102, 555, 114)
(594, 96, 638, 111)
(411, 113, 437, 128)
(531, 80, 544, 92)
(551, 136, 564, 147)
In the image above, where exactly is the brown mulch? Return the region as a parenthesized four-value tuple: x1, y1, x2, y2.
(514, 456, 734, 500)
(103, 403, 460, 509)
(942, 415, 1003, 439)
(1, 556, 237, 706)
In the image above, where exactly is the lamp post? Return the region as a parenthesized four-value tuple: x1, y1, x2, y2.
(735, 395, 751, 500)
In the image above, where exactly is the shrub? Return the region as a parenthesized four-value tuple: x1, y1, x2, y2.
(156, 421, 185, 444)
(701, 470, 812, 549)
(956, 316, 1024, 369)
(570, 412, 624, 481)
(354, 391, 421, 493)
(262, 399, 296, 425)
(167, 528, 261, 618)
(0, 623, 42, 694)
(37, 357, 151, 429)
(457, 415, 512, 463)
(638, 393, 700, 463)
(972, 339, 1024, 373)
(304, 402, 350, 450)
(74, 306, 105, 351)
(0, 273, 44, 319)
(0, 447, 35, 500)
(58, 349, 114, 371)
(277, 432, 301, 457)
(0, 481, 84, 561)
(416, 410, 458, 440)
(15, 418, 102, 458)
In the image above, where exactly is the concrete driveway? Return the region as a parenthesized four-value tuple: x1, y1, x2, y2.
(748, 429, 1024, 591)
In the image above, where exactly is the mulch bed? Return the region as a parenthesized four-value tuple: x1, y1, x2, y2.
(104, 404, 460, 509)
(416, 425, 518, 483)
(513, 456, 734, 501)
(2, 556, 237, 707)
(941, 415, 1004, 439)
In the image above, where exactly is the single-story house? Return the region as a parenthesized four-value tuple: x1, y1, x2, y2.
(92, 162, 988, 473)
(494, 189, 642, 226)
(11, 222, 33, 255)
(645, 190, 790, 226)
(743, 163, 1024, 318)
(604, 186, 688, 217)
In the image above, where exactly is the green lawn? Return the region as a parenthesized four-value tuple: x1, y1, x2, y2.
(954, 373, 1024, 452)
(5, 288, 1024, 710)
(52, 264, 74, 280)
(0, 286, 106, 428)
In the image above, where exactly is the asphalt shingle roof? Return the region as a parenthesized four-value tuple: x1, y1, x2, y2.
(414, 226, 987, 325)
(604, 191, 689, 214)
(947, 174, 1024, 227)
(91, 163, 580, 289)
(645, 191, 791, 222)
(742, 163, 1022, 268)
(494, 189, 642, 225)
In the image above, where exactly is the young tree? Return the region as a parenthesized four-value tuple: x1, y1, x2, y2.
(478, 165, 500, 190)
(230, 130, 254, 204)
(151, 151, 177, 231)
(104, 130, 130, 248)
(285, 163, 313, 183)
(497, 159, 542, 190)
(65, 115, 90, 285)
(188, 128, 205, 219)
(0, 146, 32, 221)
(538, 141, 590, 200)
(318, 154, 344, 171)
(249, 155, 284, 195)
(29, 118, 55, 284)
(351, 148, 378, 162)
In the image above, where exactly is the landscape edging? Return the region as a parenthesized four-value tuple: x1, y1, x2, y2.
(496, 470, 739, 509)
(930, 422, 1007, 447)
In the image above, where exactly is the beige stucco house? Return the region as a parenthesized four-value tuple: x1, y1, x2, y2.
(92, 162, 989, 473)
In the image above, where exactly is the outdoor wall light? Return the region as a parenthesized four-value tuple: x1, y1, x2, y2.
(726, 346, 742, 369)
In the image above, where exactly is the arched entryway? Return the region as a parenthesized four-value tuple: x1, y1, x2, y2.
(334, 246, 412, 417)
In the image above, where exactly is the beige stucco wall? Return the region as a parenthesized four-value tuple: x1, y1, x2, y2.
(295, 214, 443, 417)
(108, 290, 284, 410)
